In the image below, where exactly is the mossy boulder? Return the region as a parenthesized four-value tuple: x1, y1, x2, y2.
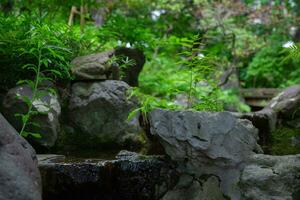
(269, 126, 300, 155)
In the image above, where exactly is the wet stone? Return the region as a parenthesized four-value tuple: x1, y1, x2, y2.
(39, 151, 179, 200)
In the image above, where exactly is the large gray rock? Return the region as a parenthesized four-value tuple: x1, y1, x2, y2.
(66, 80, 142, 148)
(71, 50, 115, 80)
(71, 47, 145, 86)
(240, 154, 300, 200)
(148, 109, 300, 200)
(1, 84, 61, 147)
(148, 109, 262, 199)
(0, 113, 42, 200)
(266, 85, 300, 122)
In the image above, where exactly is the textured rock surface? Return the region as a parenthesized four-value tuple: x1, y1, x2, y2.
(71, 50, 115, 80)
(148, 109, 261, 165)
(37, 154, 66, 163)
(0, 113, 42, 200)
(266, 85, 300, 123)
(161, 174, 226, 200)
(148, 109, 261, 199)
(148, 109, 300, 200)
(1, 84, 61, 147)
(39, 151, 178, 200)
(233, 108, 277, 146)
(71, 47, 145, 86)
(240, 154, 300, 200)
(66, 80, 142, 148)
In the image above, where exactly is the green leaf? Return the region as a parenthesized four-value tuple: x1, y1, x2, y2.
(23, 131, 42, 139)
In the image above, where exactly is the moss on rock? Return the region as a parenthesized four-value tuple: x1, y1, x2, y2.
(269, 127, 300, 155)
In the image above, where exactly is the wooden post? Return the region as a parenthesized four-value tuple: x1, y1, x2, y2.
(80, 0, 85, 34)
(68, 6, 79, 26)
(68, 2, 86, 33)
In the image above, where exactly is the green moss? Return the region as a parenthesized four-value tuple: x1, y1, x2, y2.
(269, 127, 300, 155)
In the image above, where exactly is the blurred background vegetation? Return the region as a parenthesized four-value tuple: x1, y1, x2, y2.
(1, 0, 300, 112)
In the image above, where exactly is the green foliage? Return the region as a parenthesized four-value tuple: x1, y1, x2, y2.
(217, 89, 251, 112)
(98, 13, 157, 50)
(270, 127, 300, 155)
(108, 55, 136, 78)
(2, 0, 300, 121)
(177, 35, 222, 110)
(128, 88, 181, 120)
(131, 34, 224, 116)
(244, 43, 300, 88)
(0, 14, 78, 89)
(16, 23, 71, 138)
(139, 55, 188, 97)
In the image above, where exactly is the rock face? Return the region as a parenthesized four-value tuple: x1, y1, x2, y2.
(66, 80, 142, 148)
(0, 113, 42, 200)
(266, 85, 300, 119)
(240, 154, 300, 200)
(148, 109, 261, 199)
(39, 151, 178, 200)
(148, 109, 300, 200)
(233, 108, 277, 146)
(1, 84, 61, 148)
(71, 50, 115, 80)
(71, 47, 145, 86)
(161, 174, 226, 200)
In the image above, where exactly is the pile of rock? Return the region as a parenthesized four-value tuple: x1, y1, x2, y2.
(0, 47, 146, 150)
(1, 106, 299, 200)
(36, 109, 300, 200)
(148, 109, 300, 200)
(1, 46, 299, 200)
(65, 47, 145, 148)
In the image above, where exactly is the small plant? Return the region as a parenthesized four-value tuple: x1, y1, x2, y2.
(128, 34, 223, 120)
(17, 43, 46, 138)
(128, 88, 180, 121)
(118, 56, 136, 78)
(16, 23, 71, 138)
(177, 35, 223, 110)
(108, 54, 136, 79)
(0, 14, 81, 90)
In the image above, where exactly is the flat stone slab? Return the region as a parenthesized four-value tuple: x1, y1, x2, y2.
(37, 154, 66, 164)
(38, 151, 178, 200)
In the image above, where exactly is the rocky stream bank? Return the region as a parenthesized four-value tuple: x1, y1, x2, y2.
(1, 48, 300, 200)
